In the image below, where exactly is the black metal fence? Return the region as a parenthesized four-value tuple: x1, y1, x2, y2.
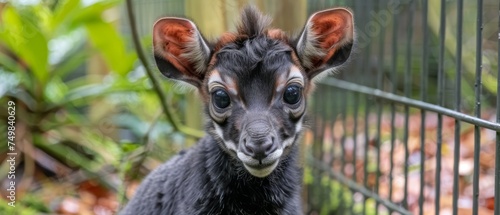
(307, 0, 499, 214)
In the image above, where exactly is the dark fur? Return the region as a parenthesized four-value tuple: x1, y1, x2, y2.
(237, 6, 272, 38)
(214, 37, 299, 105)
(120, 136, 302, 215)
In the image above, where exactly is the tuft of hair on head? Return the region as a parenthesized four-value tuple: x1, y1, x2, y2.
(237, 5, 272, 38)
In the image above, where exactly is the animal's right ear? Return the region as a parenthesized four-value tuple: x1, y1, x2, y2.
(153, 18, 211, 88)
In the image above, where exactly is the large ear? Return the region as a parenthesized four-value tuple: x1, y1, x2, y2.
(295, 8, 354, 79)
(153, 18, 211, 88)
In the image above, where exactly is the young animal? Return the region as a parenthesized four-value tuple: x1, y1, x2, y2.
(121, 6, 353, 215)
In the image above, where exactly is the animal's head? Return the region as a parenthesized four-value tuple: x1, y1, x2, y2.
(153, 6, 354, 177)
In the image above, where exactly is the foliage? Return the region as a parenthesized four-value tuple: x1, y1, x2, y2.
(0, 197, 40, 215)
(0, 0, 188, 213)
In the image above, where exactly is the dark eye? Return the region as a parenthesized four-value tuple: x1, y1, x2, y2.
(212, 89, 231, 109)
(283, 85, 302, 105)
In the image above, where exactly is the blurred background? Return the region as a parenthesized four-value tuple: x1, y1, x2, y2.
(0, 0, 498, 214)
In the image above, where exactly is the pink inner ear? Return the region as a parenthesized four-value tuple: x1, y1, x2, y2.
(310, 9, 353, 65)
(153, 19, 198, 75)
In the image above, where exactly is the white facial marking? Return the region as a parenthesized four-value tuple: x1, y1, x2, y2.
(237, 148, 283, 178)
(276, 66, 305, 93)
(243, 160, 279, 178)
(237, 149, 283, 166)
(208, 71, 238, 96)
(224, 77, 238, 96)
(213, 122, 237, 152)
(288, 66, 305, 85)
(208, 71, 223, 90)
(282, 137, 295, 148)
(276, 73, 287, 92)
(295, 119, 303, 133)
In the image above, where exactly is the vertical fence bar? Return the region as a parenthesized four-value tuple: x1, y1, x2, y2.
(352, 93, 359, 175)
(339, 95, 347, 165)
(322, 85, 330, 158)
(495, 1, 500, 213)
(362, 96, 370, 214)
(348, 0, 360, 212)
(387, 0, 399, 211)
(452, 0, 463, 214)
(333, 83, 350, 215)
(374, 108, 382, 214)
(351, 91, 359, 213)
(419, 0, 429, 214)
(310, 96, 318, 211)
(310, 86, 325, 212)
(356, 1, 371, 214)
(324, 86, 333, 211)
(376, 0, 385, 90)
(435, 0, 447, 214)
(328, 87, 336, 211)
(402, 0, 414, 209)
(375, 1, 385, 213)
(347, 3, 360, 212)
(339, 90, 348, 212)
(472, 0, 483, 214)
(350, 0, 360, 168)
(324, 85, 335, 212)
(325, 84, 333, 166)
(327, 85, 337, 211)
(375, 0, 386, 212)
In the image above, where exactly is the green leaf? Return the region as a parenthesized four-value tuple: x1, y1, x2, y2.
(63, 83, 110, 104)
(0, 6, 49, 85)
(32, 4, 52, 35)
(35, 140, 98, 170)
(44, 77, 68, 103)
(70, 0, 122, 25)
(85, 21, 137, 76)
(4, 89, 37, 111)
(51, 45, 89, 78)
(121, 142, 140, 153)
(51, 0, 81, 31)
(51, 77, 147, 109)
(0, 51, 26, 73)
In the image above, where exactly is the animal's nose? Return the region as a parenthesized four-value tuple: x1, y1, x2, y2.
(242, 136, 277, 161)
(240, 116, 278, 160)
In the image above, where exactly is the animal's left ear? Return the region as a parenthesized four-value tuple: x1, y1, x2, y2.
(295, 8, 354, 79)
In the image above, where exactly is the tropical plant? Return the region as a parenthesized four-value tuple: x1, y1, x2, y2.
(0, 0, 191, 212)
